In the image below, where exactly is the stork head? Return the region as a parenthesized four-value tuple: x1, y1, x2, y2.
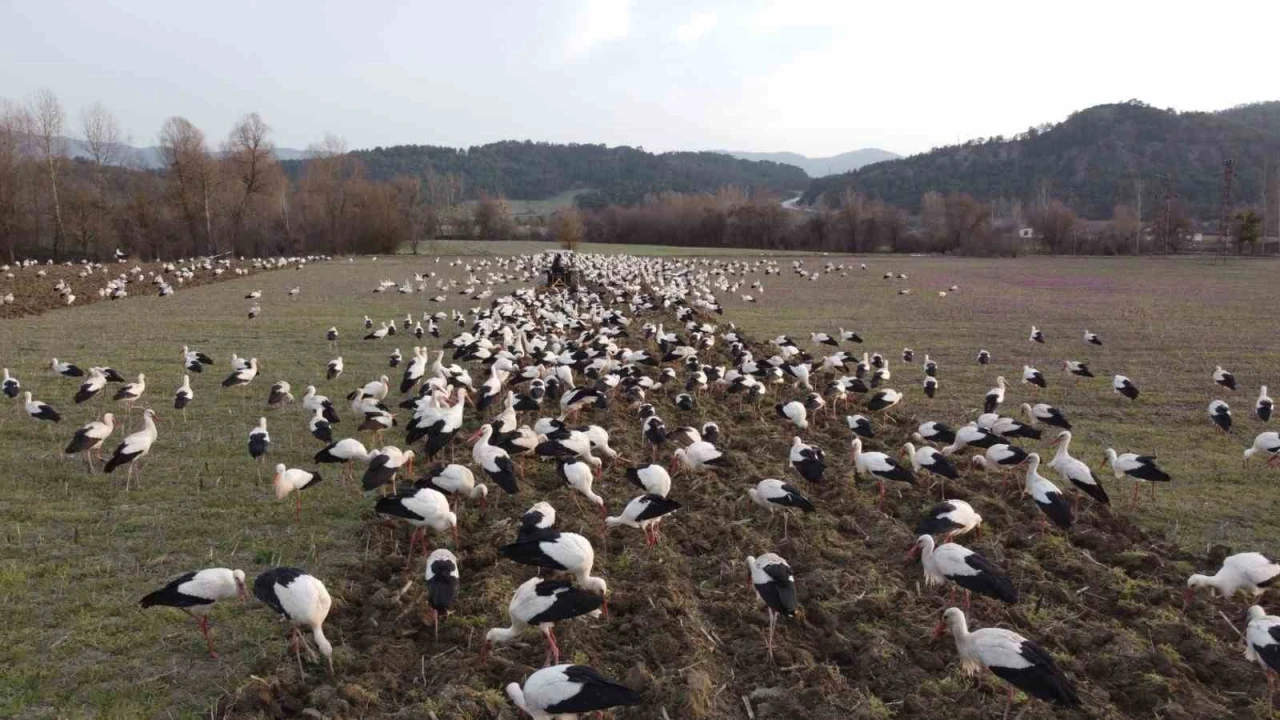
(232, 569, 247, 602)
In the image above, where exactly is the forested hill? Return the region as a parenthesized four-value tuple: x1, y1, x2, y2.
(801, 101, 1280, 218)
(281, 141, 809, 207)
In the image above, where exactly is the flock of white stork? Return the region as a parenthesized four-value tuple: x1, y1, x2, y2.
(6, 250, 1280, 719)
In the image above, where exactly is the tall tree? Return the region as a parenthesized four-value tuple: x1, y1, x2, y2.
(78, 102, 124, 257)
(224, 113, 277, 254)
(29, 89, 67, 258)
(158, 117, 218, 255)
(0, 100, 28, 261)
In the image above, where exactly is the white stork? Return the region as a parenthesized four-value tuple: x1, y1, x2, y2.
(273, 464, 323, 521)
(482, 576, 604, 665)
(606, 493, 681, 545)
(1208, 400, 1232, 433)
(252, 568, 334, 675)
(747, 553, 797, 659)
(933, 608, 1079, 716)
(64, 412, 115, 471)
(907, 535, 1017, 607)
(139, 567, 246, 658)
(505, 665, 639, 719)
(916, 499, 982, 542)
(103, 408, 158, 488)
(1185, 552, 1280, 609)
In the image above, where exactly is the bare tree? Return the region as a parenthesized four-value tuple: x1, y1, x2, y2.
(224, 112, 277, 254)
(29, 89, 67, 257)
(80, 102, 123, 168)
(549, 207, 585, 251)
(0, 100, 30, 261)
(158, 116, 218, 255)
(300, 134, 363, 253)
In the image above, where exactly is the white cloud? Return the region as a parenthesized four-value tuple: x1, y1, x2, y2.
(674, 12, 718, 46)
(564, 0, 632, 59)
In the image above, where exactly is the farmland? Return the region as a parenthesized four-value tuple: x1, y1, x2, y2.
(1, 246, 1279, 719)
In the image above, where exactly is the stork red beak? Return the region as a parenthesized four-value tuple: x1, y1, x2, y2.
(601, 596, 609, 619)
(452, 524, 460, 544)
(904, 544, 922, 563)
(1182, 587, 1195, 613)
(467, 428, 484, 443)
(931, 621, 947, 641)
(479, 640, 490, 663)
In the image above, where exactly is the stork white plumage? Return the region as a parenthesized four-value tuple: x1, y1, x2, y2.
(1213, 365, 1237, 391)
(1029, 326, 1045, 343)
(1208, 400, 1232, 433)
(113, 373, 146, 411)
(172, 375, 194, 420)
(74, 367, 106, 403)
(747, 478, 814, 537)
(1101, 448, 1171, 503)
(1258, 386, 1274, 422)
(747, 553, 797, 659)
(314, 438, 369, 481)
(625, 463, 671, 497)
(103, 408, 158, 489)
(1021, 364, 1046, 389)
(273, 463, 322, 520)
(1113, 374, 1140, 400)
(498, 530, 608, 611)
(471, 423, 519, 494)
(326, 356, 343, 380)
(1020, 402, 1071, 430)
(416, 463, 488, 507)
(902, 441, 958, 497)
(23, 390, 61, 425)
(1243, 432, 1280, 467)
(984, 376, 1006, 414)
(361, 445, 415, 492)
(140, 567, 246, 658)
(933, 607, 1079, 716)
(916, 499, 983, 542)
(1048, 430, 1109, 508)
(606, 493, 681, 545)
(423, 548, 459, 639)
(51, 358, 85, 378)
(558, 458, 606, 518)
(375, 486, 457, 565)
(1245, 605, 1280, 697)
(1185, 552, 1280, 609)
(671, 440, 726, 475)
(1023, 453, 1072, 530)
(850, 436, 914, 510)
(221, 359, 258, 388)
(866, 388, 902, 413)
(3, 367, 21, 399)
(248, 417, 270, 476)
(1083, 329, 1102, 346)
(908, 535, 1018, 607)
(65, 412, 115, 471)
(267, 380, 293, 407)
(482, 576, 604, 665)
(505, 664, 639, 719)
(253, 567, 334, 676)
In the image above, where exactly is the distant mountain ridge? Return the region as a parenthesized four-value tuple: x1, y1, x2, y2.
(281, 140, 809, 207)
(57, 137, 307, 168)
(801, 100, 1280, 218)
(719, 148, 900, 177)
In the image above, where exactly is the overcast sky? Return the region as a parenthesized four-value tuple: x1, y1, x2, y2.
(3, 0, 1278, 158)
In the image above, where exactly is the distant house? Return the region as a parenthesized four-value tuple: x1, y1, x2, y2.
(1018, 227, 1035, 239)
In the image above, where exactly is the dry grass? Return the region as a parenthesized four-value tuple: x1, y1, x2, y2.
(0, 248, 1278, 719)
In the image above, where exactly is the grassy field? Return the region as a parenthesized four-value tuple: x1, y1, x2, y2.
(2, 247, 1279, 719)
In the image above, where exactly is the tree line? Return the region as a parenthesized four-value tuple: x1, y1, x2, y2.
(0, 91, 490, 261)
